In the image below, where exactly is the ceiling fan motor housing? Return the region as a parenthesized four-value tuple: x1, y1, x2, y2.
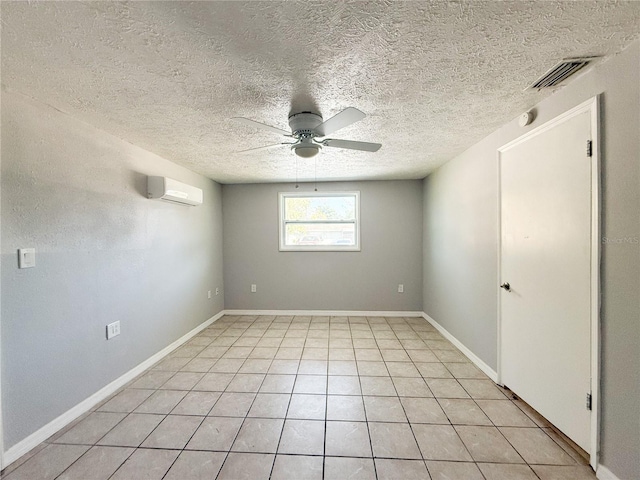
(288, 112, 323, 157)
(288, 112, 323, 137)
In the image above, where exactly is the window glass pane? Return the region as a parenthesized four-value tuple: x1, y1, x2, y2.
(284, 223, 356, 246)
(285, 195, 356, 221)
(279, 192, 360, 251)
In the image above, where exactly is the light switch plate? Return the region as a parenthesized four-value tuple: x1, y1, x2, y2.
(18, 248, 36, 268)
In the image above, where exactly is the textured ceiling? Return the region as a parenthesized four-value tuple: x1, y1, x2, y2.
(2, 1, 639, 184)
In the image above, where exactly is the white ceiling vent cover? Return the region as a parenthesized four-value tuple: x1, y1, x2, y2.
(527, 57, 598, 90)
(147, 176, 203, 206)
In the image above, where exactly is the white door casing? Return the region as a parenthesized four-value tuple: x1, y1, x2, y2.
(497, 97, 600, 467)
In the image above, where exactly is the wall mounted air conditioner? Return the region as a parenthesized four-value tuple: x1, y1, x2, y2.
(147, 176, 203, 206)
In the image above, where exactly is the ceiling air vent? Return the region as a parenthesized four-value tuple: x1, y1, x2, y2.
(527, 57, 598, 90)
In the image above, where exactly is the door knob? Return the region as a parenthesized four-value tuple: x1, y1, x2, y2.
(500, 282, 511, 292)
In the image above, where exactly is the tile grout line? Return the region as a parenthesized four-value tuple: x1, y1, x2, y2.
(213, 315, 280, 479)
(144, 319, 240, 480)
(197, 319, 274, 479)
(160, 316, 252, 478)
(72, 320, 236, 479)
(389, 318, 431, 474)
(268, 314, 308, 479)
(348, 316, 379, 479)
(403, 319, 495, 477)
(10, 314, 593, 480)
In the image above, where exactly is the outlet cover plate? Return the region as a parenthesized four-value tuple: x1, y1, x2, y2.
(106, 321, 121, 340)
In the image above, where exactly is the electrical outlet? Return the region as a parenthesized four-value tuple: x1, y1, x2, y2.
(251, 284, 257, 293)
(215, 287, 220, 296)
(106, 321, 121, 340)
(208, 290, 212, 299)
(398, 284, 404, 293)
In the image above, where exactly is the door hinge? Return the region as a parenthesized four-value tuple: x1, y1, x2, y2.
(587, 140, 593, 157)
(586, 393, 592, 411)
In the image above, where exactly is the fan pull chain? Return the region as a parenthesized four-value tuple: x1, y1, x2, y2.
(314, 157, 318, 192)
(295, 156, 299, 189)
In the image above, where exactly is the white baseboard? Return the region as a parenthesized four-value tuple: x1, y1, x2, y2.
(422, 312, 498, 382)
(224, 309, 424, 317)
(2, 310, 224, 468)
(596, 464, 622, 480)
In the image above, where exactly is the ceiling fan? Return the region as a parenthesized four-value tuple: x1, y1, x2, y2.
(232, 107, 381, 158)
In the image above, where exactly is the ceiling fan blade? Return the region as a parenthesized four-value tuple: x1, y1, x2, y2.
(322, 138, 382, 152)
(237, 142, 296, 153)
(232, 117, 292, 136)
(314, 107, 366, 137)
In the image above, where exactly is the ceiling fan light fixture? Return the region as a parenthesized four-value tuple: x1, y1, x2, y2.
(292, 144, 320, 158)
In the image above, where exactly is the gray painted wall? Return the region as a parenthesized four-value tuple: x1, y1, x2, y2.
(422, 147, 499, 368)
(1, 92, 224, 449)
(223, 181, 423, 311)
(423, 41, 639, 479)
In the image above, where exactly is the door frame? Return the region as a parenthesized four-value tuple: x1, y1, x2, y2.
(0, 125, 4, 469)
(496, 96, 600, 468)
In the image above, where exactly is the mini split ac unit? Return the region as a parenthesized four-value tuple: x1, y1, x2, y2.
(147, 176, 203, 206)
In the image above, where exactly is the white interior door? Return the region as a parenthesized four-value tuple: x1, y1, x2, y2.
(500, 109, 593, 453)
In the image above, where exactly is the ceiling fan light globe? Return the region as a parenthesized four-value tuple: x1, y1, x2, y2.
(293, 145, 320, 158)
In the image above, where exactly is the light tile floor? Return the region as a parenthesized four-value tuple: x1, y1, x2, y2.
(3, 315, 596, 480)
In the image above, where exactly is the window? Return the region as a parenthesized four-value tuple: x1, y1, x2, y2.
(279, 192, 360, 251)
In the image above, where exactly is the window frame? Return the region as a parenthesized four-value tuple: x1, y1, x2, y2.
(278, 191, 361, 252)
